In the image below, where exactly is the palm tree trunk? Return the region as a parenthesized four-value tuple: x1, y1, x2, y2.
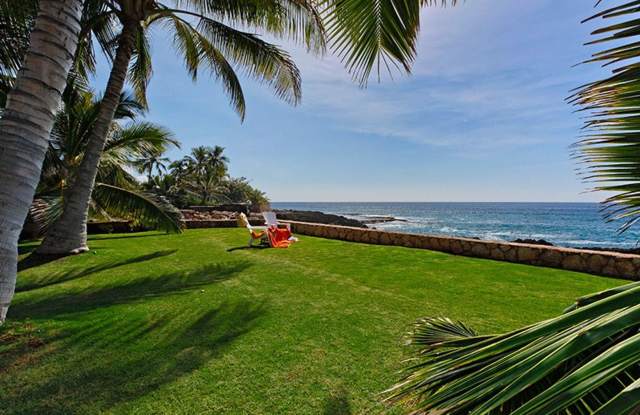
(36, 22, 138, 255)
(0, 0, 83, 323)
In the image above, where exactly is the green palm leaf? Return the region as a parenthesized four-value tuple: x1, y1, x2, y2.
(385, 283, 640, 414)
(0, 0, 36, 78)
(38, 85, 182, 234)
(92, 183, 183, 233)
(571, 1, 640, 233)
(322, 0, 459, 84)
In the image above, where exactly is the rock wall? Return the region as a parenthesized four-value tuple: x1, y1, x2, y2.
(284, 221, 640, 281)
(183, 219, 263, 229)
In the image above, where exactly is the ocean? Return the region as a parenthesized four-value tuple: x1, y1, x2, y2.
(271, 202, 640, 249)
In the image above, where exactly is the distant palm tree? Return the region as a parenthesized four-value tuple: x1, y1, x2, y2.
(178, 145, 230, 205)
(386, 3, 640, 414)
(33, 86, 183, 237)
(136, 154, 171, 183)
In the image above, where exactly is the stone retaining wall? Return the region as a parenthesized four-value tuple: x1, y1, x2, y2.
(183, 219, 263, 229)
(284, 221, 640, 281)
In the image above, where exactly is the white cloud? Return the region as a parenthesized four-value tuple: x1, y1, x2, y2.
(262, 0, 596, 155)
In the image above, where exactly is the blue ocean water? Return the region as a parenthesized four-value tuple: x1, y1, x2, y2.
(271, 202, 640, 249)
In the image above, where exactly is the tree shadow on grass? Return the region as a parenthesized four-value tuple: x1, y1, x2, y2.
(2, 299, 266, 414)
(11, 262, 250, 320)
(87, 232, 164, 241)
(17, 252, 66, 271)
(17, 249, 178, 291)
(323, 387, 352, 415)
(227, 245, 270, 252)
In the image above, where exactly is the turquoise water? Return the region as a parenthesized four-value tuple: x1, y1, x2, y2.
(271, 202, 640, 249)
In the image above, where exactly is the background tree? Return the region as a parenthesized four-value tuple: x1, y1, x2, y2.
(176, 145, 230, 205)
(220, 177, 270, 210)
(385, 2, 640, 413)
(32, 85, 182, 235)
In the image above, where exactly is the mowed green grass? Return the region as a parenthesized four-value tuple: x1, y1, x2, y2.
(0, 229, 626, 414)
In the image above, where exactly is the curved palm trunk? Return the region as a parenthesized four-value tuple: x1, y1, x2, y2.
(37, 22, 138, 255)
(0, 0, 83, 323)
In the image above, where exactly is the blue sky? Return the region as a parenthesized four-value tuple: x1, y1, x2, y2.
(95, 0, 614, 202)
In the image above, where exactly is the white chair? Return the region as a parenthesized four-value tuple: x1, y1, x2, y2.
(237, 213, 267, 247)
(262, 211, 291, 231)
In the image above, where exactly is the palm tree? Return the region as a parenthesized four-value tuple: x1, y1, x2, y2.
(385, 3, 640, 413)
(35, 0, 320, 254)
(136, 153, 171, 183)
(37, 0, 461, 256)
(32, 85, 183, 236)
(0, 0, 459, 321)
(0, 0, 84, 323)
(178, 145, 230, 205)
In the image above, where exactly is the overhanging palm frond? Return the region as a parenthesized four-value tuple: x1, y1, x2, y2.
(104, 121, 179, 157)
(571, 1, 640, 233)
(27, 197, 64, 236)
(92, 183, 183, 233)
(163, 11, 302, 114)
(322, 0, 458, 84)
(167, 15, 247, 117)
(72, 0, 119, 82)
(0, 0, 37, 78)
(129, 26, 153, 107)
(385, 283, 640, 414)
(175, 0, 326, 53)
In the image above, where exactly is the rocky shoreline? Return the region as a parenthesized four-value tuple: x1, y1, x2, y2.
(182, 207, 637, 254)
(180, 208, 372, 228)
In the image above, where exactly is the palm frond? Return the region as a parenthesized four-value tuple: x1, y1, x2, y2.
(155, 9, 302, 114)
(27, 197, 64, 235)
(92, 183, 183, 233)
(571, 1, 640, 233)
(0, 0, 36, 78)
(385, 285, 640, 414)
(112, 90, 146, 120)
(104, 121, 179, 157)
(165, 14, 247, 117)
(174, 0, 326, 54)
(195, 15, 302, 107)
(322, 0, 458, 84)
(129, 25, 153, 107)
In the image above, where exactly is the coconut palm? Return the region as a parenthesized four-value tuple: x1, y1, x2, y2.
(0, 0, 459, 321)
(35, 0, 321, 255)
(37, 0, 462, 256)
(385, 3, 640, 413)
(33, 85, 183, 235)
(136, 153, 171, 183)
(176, 145, 230, 205)
(0, 0, 84, 323)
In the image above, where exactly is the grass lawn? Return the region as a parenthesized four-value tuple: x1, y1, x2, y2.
(0, 229, 627, 414)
